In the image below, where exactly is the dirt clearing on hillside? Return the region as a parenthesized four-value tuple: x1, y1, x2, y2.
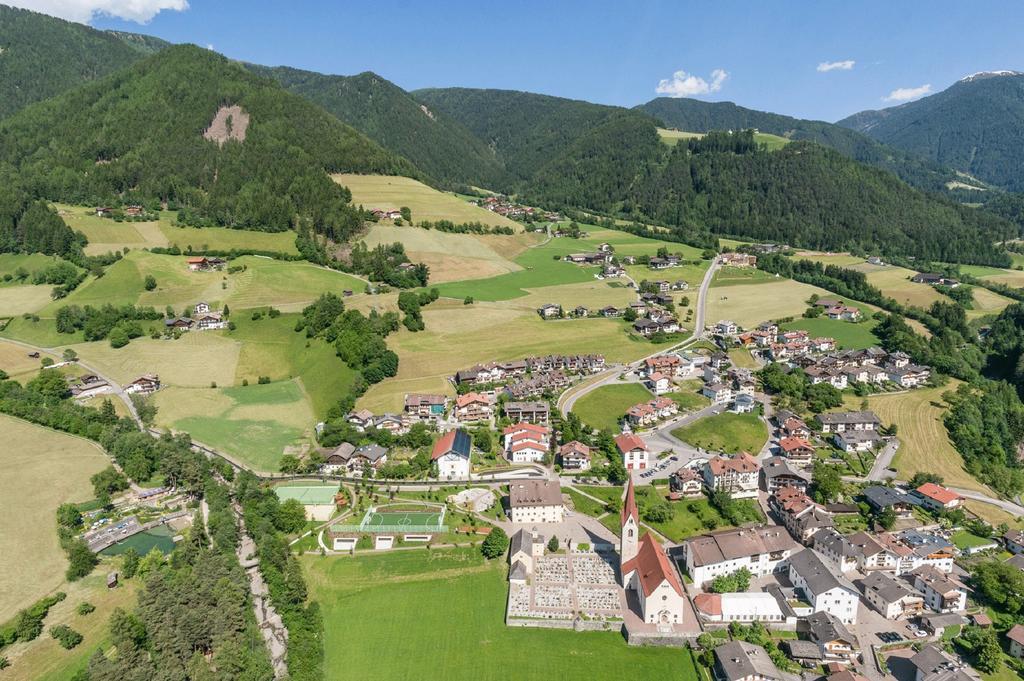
(204, 105, 250, 146)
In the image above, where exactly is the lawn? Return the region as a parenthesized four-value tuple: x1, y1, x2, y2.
(55, 203, 169, 255)
(585, 227, 705, 260)
(779, 317, 880, 350)
(333, 173, 521, 230)
(860, 265, 946, 309)
(728, 348, 759, 369)
(963, 500, 1023, 529)
(303, 547, 695, 681)
(672, 411, 768, 454)
(959, 264, 1024, 288)
(711, 267, 779, 287)
(665, 381, 711, 411)
(356, 299, 673, 412)
(706, 278, 869, 329)
(0, 416, 110, 621)
(159, 224, 299, 255)
(950, 531, 996, 551)
(966, 286, 1015, 320)
(0, 569, 138, 681)
(841, 382, 989, 493)
(154, 379, 314, 471)
(362, 223, 540, 283)
(572, 382, 653, 431)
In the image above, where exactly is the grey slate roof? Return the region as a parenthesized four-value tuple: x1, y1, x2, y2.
(783, 639, 823, 660)
(804, 610, 855, 645)
(861, 571, 920, 604)
(788, 549, 857, 596)
(714, 641, 791, 681)
(862, 485, 915, 510)
(816, 411, 880, 425)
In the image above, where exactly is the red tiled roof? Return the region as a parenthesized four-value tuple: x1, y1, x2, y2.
(707, 452, 759, 475)
(1007, 624, 1024, 645)
(621, 533, 684, 597)
(502, 422, 549, 436)
(915, 482, 962, 506)
(693, 592, 722, 616)
(559, 441, 590, 457)
(455, 392, 489, 408)
(779, 437, 814, 453)
(621, 477, 639, 526)
(615, 433, 647, 454)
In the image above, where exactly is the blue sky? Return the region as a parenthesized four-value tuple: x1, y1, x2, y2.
(16, 0, 1024, 121)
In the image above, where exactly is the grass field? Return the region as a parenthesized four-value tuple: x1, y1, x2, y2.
(0, 253, 67, 280)
(672, 411, 768, 454)
(0, 416, 110, 621)
(963, 500, 1022, 529)
(967, 286, 1015, 319)
(728, 348, 759, 369)
(56, 204, 300, 256)
(712, 267, 779, 287)
(356, 299, 672, 412)
(0, 284, 55, 316)
(841, 382, 989, 493)
(656, 128, 790, 151)
(572, 382, 654, 431)
(958, 263, 1024, 288)
(0, 339, 53, 380)
(779, 317, 880, 350)
(706, 278, 857, 329)
(950, 531, 996, 551)
(303, 548, 695, 681)
(275, 483, 340, 505)
(363, 224, 539, 283)
(1, 569, 138, 681)
(154, 380, 314, 471)
(334, 174, 521, 230)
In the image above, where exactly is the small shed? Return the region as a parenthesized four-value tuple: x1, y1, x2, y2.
(107, 571, 119, 588)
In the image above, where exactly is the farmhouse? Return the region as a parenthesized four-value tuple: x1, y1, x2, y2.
(186, 256, 225, 271)
(125, 374, 161, 395)
(347, 444, 389, 475)
(714, 320, 739, 336)
(615, 433, 650, 470)
(322, 443, 355, 473)
(908, 565, 968, 613)
(504, 401, 550, 424)
(1004, 529, 1024, 554)
(431, 429, 472, 479)
(787, 549, 859, 624)
(194, 311, 226, 330)
(824, 304, 862, 322)
(165, 317, 193, 330)
(912, 273, 959, 287)
(404, 393, 448, 419)
(860, 571, 924, 619)
(508, 480, 564, 524)
(682, 526, 797, 585)
(703, 453, 760, 499)
(558, 441, 590, 470)
(68, 374, 112, 399)
(537, 303, 561, 318)
(720, 252, 758, 268)
(911, 483, 963, 512)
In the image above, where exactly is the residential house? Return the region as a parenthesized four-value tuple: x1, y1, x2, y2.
(615, 433, 650, 470)
(703, 453, 760, 499)
(847, 531, 901, 572)
(194, 311, 226, 330)
(164, 317, 193, 330)
(862, 486, 916, 518)
(559, 441, 591, 470)
(508, 480, 564, 524)
(194, 302, 211, 315)
(772, 487, 834, 544)
(860, 571, 924, 619)
(720, 253, 758, 268)
(503, 423, 551, 464)
(453, 392, 494, 423)
(1004, 529, 1024, 555)
(601, 305, 623, 318)
(812, 530, 860, 574)
(68, 375, 111, 399)
(761, 457, 810, 493)
(322, 443, 355, 474)
(404, 393, 448, 419)
(537, 304, 561, 318)
(633, 319, 661, 336)
(778, 437, 815, 465)
(895, 530, 956, 573)
(1007, 625, 1024, 660)
(834, 430, 882, 452)
(504, 401, 550, 424)
(824, 304, 862, 322)
(909, 645, 973, 681)
(670, 467, 705, 498)
(703, 382, 734, 404)
(431, 429, 472, 479)
(346, 444, 388, 476)
(646, 371, 672, 394)
(715, 320, 739, 336)
(346, 409, 375, 431)
(777, 412, 811, 439)
(681, 526, 798, 585)
(644, 354, 684, 377)
(787, 549, 859, 624)
(732, 394, 757, 414)
(800, 611, 858, 665)
(911, 483, 963, 512)
(908, 566, 968, 613)
(815, 411, 881, 433)
(125, 374, 160, 395)
(713, 641, 792, 681)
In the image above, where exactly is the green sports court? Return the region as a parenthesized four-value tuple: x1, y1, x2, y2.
(274, 484, 340, 505)
(357, 506, 446, 533)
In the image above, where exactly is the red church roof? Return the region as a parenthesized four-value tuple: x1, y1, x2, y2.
(621, 476, 639, 527)
(621, 533, 684, 598)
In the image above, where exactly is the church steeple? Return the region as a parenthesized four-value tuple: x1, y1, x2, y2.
(620, 476, 639, 568)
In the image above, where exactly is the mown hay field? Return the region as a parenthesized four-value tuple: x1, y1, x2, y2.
(705, 278, 854, 329)
(333, 174, 521, 230)
(0, 416, 109, 620)
(0, 284, 54, 316)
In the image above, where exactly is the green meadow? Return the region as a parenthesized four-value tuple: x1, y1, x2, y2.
(572, 382, 654, 431)
(672, 411, 768, 454)
(779, 316, 880, 350)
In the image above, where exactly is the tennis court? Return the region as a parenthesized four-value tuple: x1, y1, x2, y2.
(274, 485, 340, 505)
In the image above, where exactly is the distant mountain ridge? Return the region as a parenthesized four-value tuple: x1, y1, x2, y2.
(838, 72, 1024, 192)
(0, 3, 168, 119)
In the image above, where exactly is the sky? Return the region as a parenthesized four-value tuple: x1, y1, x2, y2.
(10, 0, 1024, 121)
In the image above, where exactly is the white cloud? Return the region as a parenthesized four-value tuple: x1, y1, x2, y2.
(5, 0, 188, 24)
(655, 68, 728, 98)
(883, 84, 932, 102)
(817, 60, 855, 72)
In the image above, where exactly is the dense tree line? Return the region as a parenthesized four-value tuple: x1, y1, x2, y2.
(0, 45, 418, 244)
(416, 219, 515, 235)
(347, 242, 428, 287)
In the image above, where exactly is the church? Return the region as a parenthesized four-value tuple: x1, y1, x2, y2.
(619, 477, 688, 626)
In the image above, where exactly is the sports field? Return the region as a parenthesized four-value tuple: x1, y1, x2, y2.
(302, 548, 697, 681)
(334, 174, 520, 230)
(572, 382, 654, 431)
(154, 379, 314, 471)
(359, 507, 444, 532)
(672, 411, 768, 454)
(275, 484, 339, 505)
(0, 415, 109, 620)
(842, 381, 989, 493)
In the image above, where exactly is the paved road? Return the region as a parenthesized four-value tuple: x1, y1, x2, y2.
(557, 258, 721, 417)
(950, 487, 1024, 516)
(866, 439, 900, 481)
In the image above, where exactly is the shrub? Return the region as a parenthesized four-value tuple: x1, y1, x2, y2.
(76, 602, 95, 616)
(50, 624, 83, 649)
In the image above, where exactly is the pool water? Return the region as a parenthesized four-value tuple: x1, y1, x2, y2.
(99, 523, 177, 556)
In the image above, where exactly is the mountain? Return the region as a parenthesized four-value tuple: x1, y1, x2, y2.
(838, 72, 1024, 192)
(637, 97, 961, 194)
(0, 44, 419, 242)
(525, 127, 1014, 266)
(248, 66, 507, 189)
(0, 4, 169, 119)
(413, 87, 658, 184)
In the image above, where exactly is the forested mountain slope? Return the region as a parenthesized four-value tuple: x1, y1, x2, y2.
(0, 4, 168, 119)
(0, 45, 419, 242)
(637, 97, 960, 194)
(250, 66, 508, 189)
(838, 72, 1024, 191)
(413, 87, 658, 183)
